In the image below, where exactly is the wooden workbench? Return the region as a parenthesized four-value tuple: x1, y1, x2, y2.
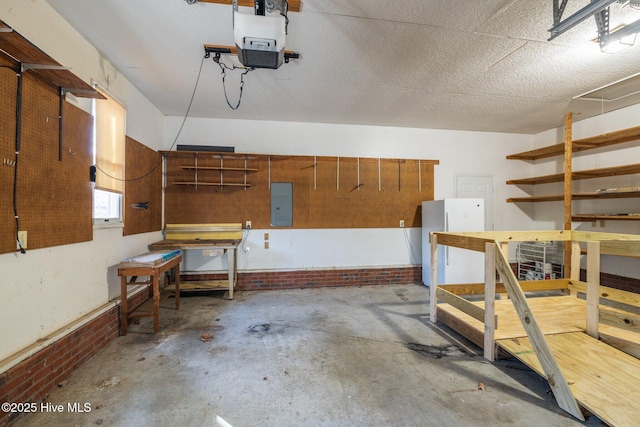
(148, 239, 240, 299)
(117, 252, 182, 335)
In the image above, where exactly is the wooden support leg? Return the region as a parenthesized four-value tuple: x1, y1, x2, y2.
(586, 241, 600, 339)
(173, 267, 180, 310)
(430, 233, 438, 323)
(227, 248, 235, 300)
(484, 242, 496, 361)
(569, 241, 581, 296)
(152, 273, 160, 333)
(120, 276, 128, 335)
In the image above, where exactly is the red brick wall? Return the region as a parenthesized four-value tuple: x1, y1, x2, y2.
(0, 289, 149, 427)
(185, 266, 423, 290)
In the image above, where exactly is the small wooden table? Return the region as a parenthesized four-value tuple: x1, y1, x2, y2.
(117, 253, 182, 335)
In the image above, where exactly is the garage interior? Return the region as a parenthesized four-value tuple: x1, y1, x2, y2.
(2, 1, 640, 426)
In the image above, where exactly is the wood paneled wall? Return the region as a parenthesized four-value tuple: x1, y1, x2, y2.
(1, 59, 92, 254)
(123, 136, 163, 236)
(164, 151, 438, 228)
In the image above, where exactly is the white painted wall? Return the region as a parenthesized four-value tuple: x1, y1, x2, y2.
(164, 117, 534, 272)
(0, 1, 165, 361)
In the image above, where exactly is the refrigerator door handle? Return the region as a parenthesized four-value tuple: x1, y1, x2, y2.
(445, 212, 449, 265)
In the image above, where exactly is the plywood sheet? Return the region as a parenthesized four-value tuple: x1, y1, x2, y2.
(498, 332, 640, 427)
(437, 296, 586, 340)
(123, 136, 162, 236)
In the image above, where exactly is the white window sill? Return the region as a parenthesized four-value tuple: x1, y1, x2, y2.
(93, 219, 124, 230)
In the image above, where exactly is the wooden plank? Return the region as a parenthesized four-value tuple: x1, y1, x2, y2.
(433, 230, 571, 244)
(563, 113, 573, 277)
(573, 214, 640, 222)
(438, 295, 587, 341)
(484, 242, 496, 361)
(569, 281, 640, 308)
(497, 332, 640, 427)
(430, 234, 438, 323)
(600, 307, 640, 333)
(506, 143, 565, 161)
(599, 329, 640, 359)
(0, 20, 102, 98)
(494, 243, 584, 421)
(439, 279, 570, 295)
(199, 0, 302, 12)
(508, 163, 640, 186)
(573, 124, 640, 151)
(435, 288, 486, 324)
(506, 125, 640, 160)
(586, 242, 600, 338)
(507, 194, 563, 202)
(203, 44, 299, 55)
(572, 230, 640, 243)
(166, 280, 229, 291)
(506, 173, 564, 185)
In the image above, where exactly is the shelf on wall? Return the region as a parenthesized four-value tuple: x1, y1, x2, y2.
(180, 165, 258, 172)
(507, 191, 640, 203)
(172, 181, 252, 188)
(0, 20, 103, 99)
(506, 125, 640, 161)
(572, 214, 640, 222)
(507, 163, 640, 186)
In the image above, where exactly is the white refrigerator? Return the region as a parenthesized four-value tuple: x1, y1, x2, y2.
(421, 199, 485, 286)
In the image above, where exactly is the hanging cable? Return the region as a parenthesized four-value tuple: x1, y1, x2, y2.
(212, 54, 253, 110)
(11, 66, 26, 254)
(94, 53, 207, 183)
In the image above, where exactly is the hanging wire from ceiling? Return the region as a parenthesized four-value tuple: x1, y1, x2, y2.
(211, 54, 254, 110)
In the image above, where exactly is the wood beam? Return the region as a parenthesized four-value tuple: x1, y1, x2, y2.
(198, 0, 302, 12)
(484, 242, 497, 361)
(563, 112, 573, 277)
(430, 233, 438, 323)
(586, 241, 600, 338)
(494, 242, 584, 421)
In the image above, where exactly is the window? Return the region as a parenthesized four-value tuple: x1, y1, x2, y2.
(92, 87, 126, 226)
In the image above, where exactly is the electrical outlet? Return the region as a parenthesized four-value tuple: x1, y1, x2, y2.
(399, 220, 405, 228)
(17, 230, 27, 250)
(264, 241, 269, 249)
(246, 220, 252, 229)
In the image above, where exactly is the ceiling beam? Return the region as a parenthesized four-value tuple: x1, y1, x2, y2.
(197, 0, 301, 13)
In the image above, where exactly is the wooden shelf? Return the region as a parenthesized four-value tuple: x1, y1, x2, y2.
(507, 125, 640, 161)
(572, 214, 640, 222)
(508, 163, 640, 186)
(0, 20, 103, 99)
(180, 165, 258, 172)
(507, 173, 564, 185)
(172, 181, 251, 187)
(507, 195, 564, 203)
(508, 191, 640, 203)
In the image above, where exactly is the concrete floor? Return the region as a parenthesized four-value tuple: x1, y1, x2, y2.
(15, 284, 602, 427)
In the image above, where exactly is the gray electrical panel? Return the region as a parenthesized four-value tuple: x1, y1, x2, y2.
(271, 182, 293, 227)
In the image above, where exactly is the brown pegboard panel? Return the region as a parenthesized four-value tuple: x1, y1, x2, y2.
(123, 136, 162, 236)
(163, 151, 438, 229)
(1, 73, 92, 254)
(0, 59, 18, 254)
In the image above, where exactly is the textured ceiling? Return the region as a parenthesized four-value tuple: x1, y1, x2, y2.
(43, 0, 640, 134)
